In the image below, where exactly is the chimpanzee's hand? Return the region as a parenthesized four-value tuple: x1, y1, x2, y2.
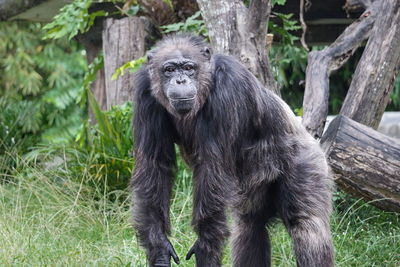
(186, 239, 208, 267)
(186, 239, 221, 267)
(185, 239, 200, 261)
(151, 236, 180, 267)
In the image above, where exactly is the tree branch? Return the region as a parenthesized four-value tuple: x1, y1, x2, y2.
(301, 1, 379, 138)
(299, 0, 309, 51)
(0, 0, 47, 21)
(340, 0, 400, 129)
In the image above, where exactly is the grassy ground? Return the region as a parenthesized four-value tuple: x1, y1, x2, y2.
(0, 158, 399, 266)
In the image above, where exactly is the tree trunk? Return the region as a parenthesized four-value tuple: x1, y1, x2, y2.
(196, 0, 279, 95)
(302, 0, 379, 138)
(321, 115, 400, 212)
(0, 0, 46, 21)
(340, 0, 400, 129)
(102, 16, 157, 108)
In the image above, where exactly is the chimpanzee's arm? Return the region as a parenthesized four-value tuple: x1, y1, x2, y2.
(131, 68, 179, 266)
(185, 160, 232, 267)
(185, 109, 236, 267)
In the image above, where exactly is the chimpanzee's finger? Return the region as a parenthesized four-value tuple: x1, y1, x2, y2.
(168, 244, 180, 264)
(185, 241, 198, 261)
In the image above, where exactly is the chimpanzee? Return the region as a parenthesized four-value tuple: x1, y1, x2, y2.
(131, 34, 334, 267)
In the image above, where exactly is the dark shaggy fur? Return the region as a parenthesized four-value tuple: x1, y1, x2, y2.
(131, 34, 334, 267)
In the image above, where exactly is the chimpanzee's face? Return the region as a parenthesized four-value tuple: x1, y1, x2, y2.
(148, 38, 212, 118)
(159, 53, 199, 115)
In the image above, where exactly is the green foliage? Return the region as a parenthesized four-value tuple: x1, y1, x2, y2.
(387, 74, 400, 110)
(266, 6, 308, 112)
(74, 51, 134, 192)
(77, 53, 104, 111)
(268, 7, 400, 113)
(272, 0, 287, 6)
(161, 11, 208, 37)
(294, 107, 303, 116)
(43, 0, 125, 40)
(75, 93, 134, 192)
(269, 12, 301, 46)
(0, 155, 139, 265)
(0, 98, 29, 175)
(43, 0, 94, 39)
(268, 8, 308, 112)
(24, 97, 134, 194)
(112, 56, 146, 80)
(0, 22, 87, 151)
(124, 3, 141, 16)
(270, 45, 308, 111)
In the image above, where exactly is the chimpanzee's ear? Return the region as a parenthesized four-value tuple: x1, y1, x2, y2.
(146, 51, 154, 63)
(201, 46, 212, 60)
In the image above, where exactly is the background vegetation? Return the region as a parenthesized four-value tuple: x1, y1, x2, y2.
(0, 0, 399, 265)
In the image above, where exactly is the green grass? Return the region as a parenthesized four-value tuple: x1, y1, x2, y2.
(0, 156, 399, 266)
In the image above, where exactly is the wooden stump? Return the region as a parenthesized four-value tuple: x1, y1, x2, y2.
(102, 16, 157, 109)
(321, 115, 400, 212)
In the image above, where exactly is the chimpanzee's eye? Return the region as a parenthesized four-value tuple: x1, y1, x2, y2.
(185, 65, 193, 71)
(165, 66, 174, 73)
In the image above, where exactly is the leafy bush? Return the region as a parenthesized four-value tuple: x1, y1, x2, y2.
(0, 22, 87, 177)
(270, 45, 308, 113)
(25, 97, 135, 195)
(77, 95, 134, 192)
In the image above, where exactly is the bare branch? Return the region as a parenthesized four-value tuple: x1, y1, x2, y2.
(340, 0, 400, 129)
(302, 1, 379, 138)
(299, 0, 309, 51)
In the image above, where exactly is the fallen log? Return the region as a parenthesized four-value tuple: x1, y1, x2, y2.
(321, 115, 400, 212)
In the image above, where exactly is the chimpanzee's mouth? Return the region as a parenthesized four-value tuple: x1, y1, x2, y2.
(169, 97, 196, 114)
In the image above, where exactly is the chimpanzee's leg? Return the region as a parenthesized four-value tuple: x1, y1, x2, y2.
(231, 213, 271, 267)
(278, 146, 334, 267)
(230, 181, 278, 267)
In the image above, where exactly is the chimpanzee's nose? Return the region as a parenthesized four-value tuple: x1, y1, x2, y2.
(176, 77, 186, 84)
